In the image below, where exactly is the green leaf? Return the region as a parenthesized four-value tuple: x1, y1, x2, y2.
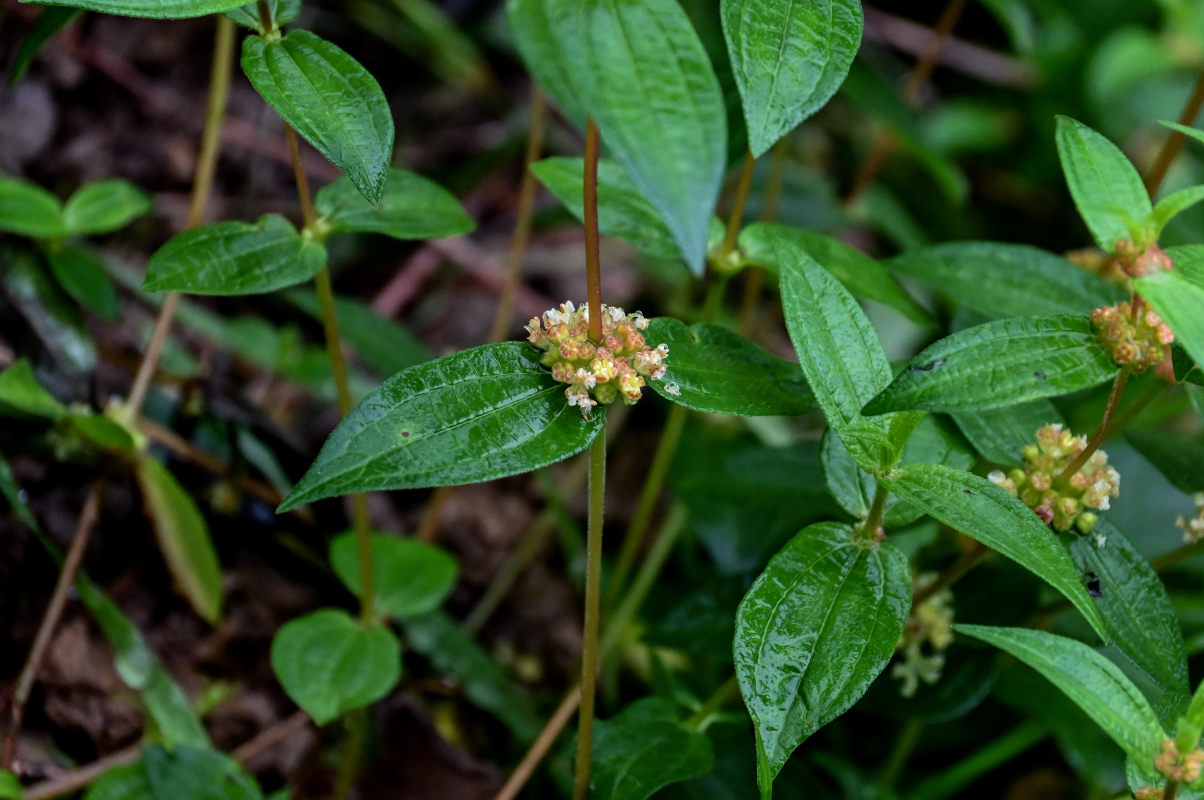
(1055, 116, 1151, 251)
(225, 0, 299, 31)
(144, 215, 326, 295)
(776, 234, 892, 432)
(880, 463, 1108, 639)
(314, 167, 474, 241)
(1069, 519, 1189, 702)
(133, 454, 224, 624)
(0, 769, 22, 800)
(590, 698, 714, 800)
(537, 0, 727, 274)
(400, 610, 542, 741)
(46, 246, 120, 319)
(69, 413, 136, 454)
(144, 746, 263, 800)
(1152, 184, 1204, 235)
(242, 30, 393, 204)
(740, 222, 930, 325)
(864, 316, 1118, 415)
(84, 764, 152, 800)
(531, 157, 681, 261)
(278, 342, 603, 510)
(0, 359, 68, 418)
(734, 522, 911, 796)
(1160, 120, 1204, 150)
(886, 241, 1125, 319)
(951, 399, 1063, 465)
(62, 179, 150, 236)
(721, 0, 861, 157)
(284, 290, 432, 376)
(958, 624, 1164, 765)
(506, 0, 587, 125)
(329, 532, 458, 619)
(1, 248, 96, 373)
(271, 608, 401, 725)
(9, 7, 79, 86)
(642, 317, 814, 416)
(1134, 268, 1204, 372)
(1126, 429, 1204, 494)
(21, 0, 249, 18)
(0, 174, 64, 238)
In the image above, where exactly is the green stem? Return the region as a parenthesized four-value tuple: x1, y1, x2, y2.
(684, 675, 739, 732)
(573, 429, 607, 800)
(738, 139, 788, 337)
(859, 483, 890, 541)
(877, 718, 925, 794)
(720, 150, 756, 257)
(905, 720, 1047, 800)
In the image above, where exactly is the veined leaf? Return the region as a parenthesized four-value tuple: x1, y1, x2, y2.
(880, 463, 1107, 639)
(591, 698, 714, 800)
(1055, 116, 1151, 251)
(314, 167, 474, 241)
(740, 222, 929, 325)
(643, 317, 814, 416)
(0, 175, 64, 238)
(46, 246, 120, 320)
(143, 214, 327, 295)
(886, 241, 1124, 318)
(721, 0, 861, 157)
(531, 157, 681, 260)
(539, 0, 727, 274)
(270, 608, 401, 725)
(0, 359, 68, 418)
(1069, 519, 1189, 706)
(1134, 268, 1204, 372)
(279, 342, 602, 510)
(242, 30, 393, 204)
(864, 315, 1118, 415)
(507, 0, 587, 125)
(734, 522, 910, 797)
(62, 179, 150, 236)
(133, 454, 223, 624)
(21, 0, 248, 18)
(958, 624, 1164, 766)
(329, 532, 458, 619)
(1152, 184, 1204, 235)
(951, 399, 1063, 465)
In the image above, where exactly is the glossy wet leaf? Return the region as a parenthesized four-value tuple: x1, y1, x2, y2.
(62, 179, 150, 236)
(531, 157, 681, 260)
(144, 214, 327, 295)
(144, 746, 263, 800)
(271, 608, 401, 725)
(887, 241, 1124, 318)
(329, 532, 457, 619)
(133, 454, 223, 624)
(242, 30, 393, 204)
(643, 317, 813, 416)
(225, 0, 299, 30)
(0, 359, 68, 418)
(2, 249, 96, 373)
(1055, 116, 1151, 251)
(721, 0, 861, 156)
(46, 246, 120, 319)
(740, 222, 929, 325)
(9, 7, 79, 85)
(864, 316, 1118, 415)
(0, 175, 64, 238)
(951, 399, 1063, 465)
(881, 463, 1107, 639)
(534, 0, 727, 274)
(1126, 429, 1204, 495)
(21, 0, 249, 18)
(314, 167, 474, 241)
(279, 343, 603, 510)
(1134, 267, 1204, 372)
(1069, 519, 1188, 705)
(958, 624, 1164, 765)
(401, 610, 541, 740)
(734, 522, 910, 797)
(590, 698, 714, 800)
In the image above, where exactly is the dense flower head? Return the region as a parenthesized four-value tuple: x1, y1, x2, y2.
(525, 301, 667, 417)
(1115, 239, 1174, 278)
(1178, 492, 1204, 544)
(1092, 301, 1174, 374)
(1155, 738, 1204, 783)
(892, 574, 954, 698)
(988, 424, 1120, 534)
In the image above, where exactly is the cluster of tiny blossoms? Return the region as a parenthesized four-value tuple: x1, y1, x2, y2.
(1092, 301, 1174, 374)
(988, 424, 1120, 534)
(1115, 239, 1174, 278)
(1178, 493, 1204, 544)
(1155, 738, 1204, 783)
(525, 301, 667, 417)
(892, 574, 954, 698)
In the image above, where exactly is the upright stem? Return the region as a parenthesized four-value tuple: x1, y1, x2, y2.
(913, 542, 988, 607)
(1146, 69, 1204, 196)
(1165, 780, 1180, 800)
(1056, 367, 1130, 484)
(584, 118, 603, 342)
(125, 16, 234, 418)
(721, 150, 756, 257)
(876, 718, 925, 794)
(684, 675, 739, 732)
(573, 430, 607, 800)
(859, 483, 890, 541)
(739, 139, 788, 337)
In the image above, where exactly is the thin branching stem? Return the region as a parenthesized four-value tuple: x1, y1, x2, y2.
(584, 118, 603, 342)
(684, 675, 739, 732)
(721, 150, 756, 257)
(913, 542, 988, 607)
(739, 139, 788, 337)
(573, 430, 607, 800)
(1146, 69, 1204, 196)
(1056, 367, 1130, 484)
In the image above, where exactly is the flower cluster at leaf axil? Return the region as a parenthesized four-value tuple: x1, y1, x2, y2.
(988, 424, 1120, 534)
(1178, 492, 1204, 544)
(892, 573, 954, 698)
(1155, 738, 1204, 783)
(1115, 239, 1174, 278)
(525, 302, 667, 417)
(1092, 301, 1174, 374)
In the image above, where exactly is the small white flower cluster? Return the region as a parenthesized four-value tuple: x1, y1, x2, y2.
(892, 573, 954, 698)
(525, 301, 668, 417)
(1177, 493, 1204, 543)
